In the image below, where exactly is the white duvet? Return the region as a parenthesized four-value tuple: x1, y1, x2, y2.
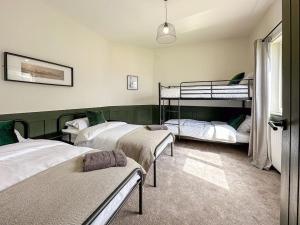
(165, 119, 249, 143)
(75, 122, 141, 150)
(0, 140, 90, 192)
(74, 121, 174, 157)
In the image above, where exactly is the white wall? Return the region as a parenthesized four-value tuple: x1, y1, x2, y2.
(153, 38, 252, 107)
(0, 0, 155, 115)
(249, 0, 282, 69)
(0, 0, 282, 114)
(153, 1, 282, 107)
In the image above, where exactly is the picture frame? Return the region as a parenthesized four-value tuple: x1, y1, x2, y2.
(127, 75, 138, 90)
(4, 52, 73, 87)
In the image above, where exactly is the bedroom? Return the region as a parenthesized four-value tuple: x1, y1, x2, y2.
(0, 0, 299, 225)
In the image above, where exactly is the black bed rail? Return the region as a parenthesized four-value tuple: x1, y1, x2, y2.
(57, 112, 86, 132)
(15, 119, 30, 139)
(158, 79, 253, 100)
(153, 132, 174, 187)
(180, 79, 253, 100)
(82, 168, 144, 225)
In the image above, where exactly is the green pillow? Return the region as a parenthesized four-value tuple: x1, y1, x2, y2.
(0, 120, 18, 146)
(227, 115, 246, 130)
(228, 72, 245, 85)
(86, 111, 106, 127)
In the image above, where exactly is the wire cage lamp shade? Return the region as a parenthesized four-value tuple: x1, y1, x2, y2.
(156, 0, 176, 44)
(156, 22, 176, 44)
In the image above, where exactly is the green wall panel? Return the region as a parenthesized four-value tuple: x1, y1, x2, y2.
(0, 104, 250, 138)
(152, 105, 251, 124)
(0, 105, 153, 138)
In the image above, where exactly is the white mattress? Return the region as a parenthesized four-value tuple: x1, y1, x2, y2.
(91, 173, 140, 225)
(236, 131, 250, 143)
(155, 135, 174, 157)
(62, 127, 79, 143)
(161, 85, 252, 99)
(165, 119, 249, 144)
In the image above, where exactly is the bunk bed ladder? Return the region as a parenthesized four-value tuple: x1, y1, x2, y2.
(159, 83, 182, 139)
(177, 98, 181, 139)
(161, 99, 181, 138)
(159, 82, 162, 125)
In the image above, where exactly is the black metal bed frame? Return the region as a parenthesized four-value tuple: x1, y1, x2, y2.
(57, 112, 87, 132)
(175, 135, 249, 146)
(13, 120, 144, 225)
(14, 119, 30, 138)
(57, 113, 175, 187)
(153, 132, 174, 187)
(158, 79, 253, 139)
(83, 168, 144, 225)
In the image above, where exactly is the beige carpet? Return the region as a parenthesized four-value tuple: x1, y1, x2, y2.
(111, 140, 280, 225)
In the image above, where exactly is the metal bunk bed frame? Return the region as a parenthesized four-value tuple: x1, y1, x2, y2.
(158, 79, 253, 139)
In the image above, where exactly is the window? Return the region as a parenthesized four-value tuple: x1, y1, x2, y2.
(269, 34, 282, 115)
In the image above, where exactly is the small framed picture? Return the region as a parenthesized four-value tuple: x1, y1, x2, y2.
(127, 75, 138, 90)
(4, 52, 73, 87)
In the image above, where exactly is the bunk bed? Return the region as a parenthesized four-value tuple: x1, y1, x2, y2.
(159, 78, 253, 144)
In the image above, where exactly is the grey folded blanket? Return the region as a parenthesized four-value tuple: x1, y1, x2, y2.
(83, 150, 127, 172)
(146, 125, 168, 131)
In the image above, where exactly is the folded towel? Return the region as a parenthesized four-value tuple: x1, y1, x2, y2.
(83, 150, 127, 172)
(146, 125, 168, 131)
(114, 150, 127, 167)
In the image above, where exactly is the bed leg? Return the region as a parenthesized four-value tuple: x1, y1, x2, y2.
(139, 180, 143, 215)
(153, 159, 157, 187)
(171, 143, 174, 157)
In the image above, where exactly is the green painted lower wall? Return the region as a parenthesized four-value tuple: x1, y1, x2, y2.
(152, 105, 251, 124)
(0, 105, 251, 138)
(0, 105, 154, 138)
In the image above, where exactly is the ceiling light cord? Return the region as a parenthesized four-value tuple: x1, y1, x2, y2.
(165, 0, 168, 23)
(156, 0, 176, 44)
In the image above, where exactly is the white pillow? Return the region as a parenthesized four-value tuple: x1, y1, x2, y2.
(240, 72, 254, 85)
(237, 115, 252, 133)
(62, 127, 80, 135)
(245, 72, 254, 79)
(14, 129, 25, 142)
(65, 117, 89, 130)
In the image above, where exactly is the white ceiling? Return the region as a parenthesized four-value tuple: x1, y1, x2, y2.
(44, 0, 275, 48)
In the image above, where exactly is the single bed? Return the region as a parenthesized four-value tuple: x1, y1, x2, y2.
(58, 114, 175, 187)
(0, 120, 143, 225)
(165, 119, 250, 144)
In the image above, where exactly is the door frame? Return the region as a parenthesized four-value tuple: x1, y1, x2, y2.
(281, 0, 299, 224)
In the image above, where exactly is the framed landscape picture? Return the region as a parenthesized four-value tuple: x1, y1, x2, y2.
(127, 75, 138, 90)
(4, 52, 73, 87)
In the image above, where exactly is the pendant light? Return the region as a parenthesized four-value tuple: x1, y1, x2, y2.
(156, 0, 176, 44)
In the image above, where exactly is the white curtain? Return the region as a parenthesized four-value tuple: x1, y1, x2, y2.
(248, 40, 272, 169)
